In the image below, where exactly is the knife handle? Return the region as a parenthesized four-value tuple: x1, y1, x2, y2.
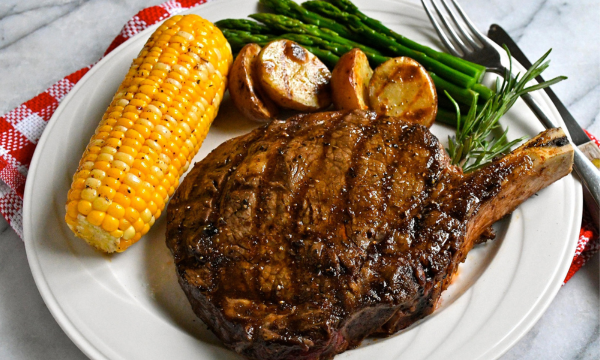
(573, 146, 600, 210)
(522, 92, 600, 210)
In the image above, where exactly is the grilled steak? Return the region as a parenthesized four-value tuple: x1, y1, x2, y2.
(166, 110, 573, 360)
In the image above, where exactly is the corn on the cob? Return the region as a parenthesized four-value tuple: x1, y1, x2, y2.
(65, 14, 233, 253)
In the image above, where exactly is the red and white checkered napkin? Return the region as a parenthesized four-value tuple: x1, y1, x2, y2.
(0, 0, 597, 283)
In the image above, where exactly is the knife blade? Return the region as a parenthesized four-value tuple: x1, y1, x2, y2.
(487, 24, 600, 225)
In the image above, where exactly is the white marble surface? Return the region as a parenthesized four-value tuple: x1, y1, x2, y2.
(0, 0, 598, 359)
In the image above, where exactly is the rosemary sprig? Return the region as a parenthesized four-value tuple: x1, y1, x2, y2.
(446, 46, 567, 173)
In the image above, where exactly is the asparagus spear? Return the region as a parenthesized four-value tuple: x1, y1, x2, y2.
(249, 13, 383, 56)
(324, 0, 486, 81)
(258, 0, 477, 89)
(435, 107, 459, 127)
(472, 83, 494, 101)
(299, 0, 477, 88)
(215, 19, 273, 34)
(221, 29, 276, 50)
(258, 0, 362, 42)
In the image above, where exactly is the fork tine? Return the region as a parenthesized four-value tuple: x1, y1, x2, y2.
(440, 0, 480, 49)
(420, 0, 460, 57)
(448, 0, 494, 47)
(429, 0, 470, 54)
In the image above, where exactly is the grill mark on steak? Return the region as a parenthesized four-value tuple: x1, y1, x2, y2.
(251, 136, 287, 302)
(286, 113, 349, 304)
(338, 122, 369, 252)
(341, 116, 399, 258)
(253, 137, 290, 232)
(289, 114, 346, 235)
(166, 112, 573, 360)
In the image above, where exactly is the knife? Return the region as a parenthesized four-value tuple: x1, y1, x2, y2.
(488, 24, 599, 226)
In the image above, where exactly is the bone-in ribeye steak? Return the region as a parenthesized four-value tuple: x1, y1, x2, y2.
(166, 110, 573, 360)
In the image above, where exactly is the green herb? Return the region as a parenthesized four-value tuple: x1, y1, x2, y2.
(446, 47, 566, 173)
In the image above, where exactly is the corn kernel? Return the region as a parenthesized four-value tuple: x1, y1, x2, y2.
(94, 161, 111, 172)
(139, 84, 157, 97)
(118, 239, 132, 251)
(122, 138, 142, 151)
(87, 211, 105, 226)
(81, 188, 98, 202)
(165, 172, 176, 186)
(122, 111, 139, 122)
(124, 173, 142, 189)
(133, 218, 144, 232)
(124, 207, 140, 224)
(155, 186, 167, 203)
(99, 182, 118, 197)
(119, 218, 131, 231)
(97, 125, 113, 133)
(137, 185, 152, 202)
(107, 203, 125, 219)
(131, 196, 146, 213)
(77, 170, 91, 179)
(96, 132, 110, 141)
(90, 169, 106, 180)
(110, 229, 124, 238)
(123, 226, 136, 240)
(97, 153, 114, 162)
(69, 189, 81, 201)
(118, 184, 134, 197)
(107, 168, 124, 181)
(113, 192, 131, 208)
(115, 152, 135, 165)
(119, 146, 137, 156)
(66, 201, 79, 218)
(147, 200, 158, 214)
(129, 98, 147, 108)
(116, 118, 134, 128)
(77, 201, 92, 215)
(101, 215, 120, 232)
(85, 178, 102, 190)
(112, 160, 130, 172)
(65, 216, 78, 227)
(110, 130, 125, 140)
(141, 111, 161, 124)
(141, 208, 153, 223)
(73, 178, 86, 190)
(133, 124, 151, 138)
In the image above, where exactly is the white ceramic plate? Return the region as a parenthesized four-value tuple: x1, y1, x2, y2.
(23, 1, 582, 359)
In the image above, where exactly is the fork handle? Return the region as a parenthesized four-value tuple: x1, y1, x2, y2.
(521, 92, 600, 211)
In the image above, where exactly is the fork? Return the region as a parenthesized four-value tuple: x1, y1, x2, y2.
(421, 0, 600, 210)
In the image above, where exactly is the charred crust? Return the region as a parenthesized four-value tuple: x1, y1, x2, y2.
(165, 110, 568, 360)
(525, 134, 569, 149)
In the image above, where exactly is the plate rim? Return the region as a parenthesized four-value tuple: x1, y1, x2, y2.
(22, 1, 583, 359)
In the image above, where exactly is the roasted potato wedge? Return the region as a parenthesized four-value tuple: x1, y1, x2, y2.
(331, 48, 373, 111)
(369, 57, 437, 127)
(257, 40, 332, 111)
(229, 43, 279, 123)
